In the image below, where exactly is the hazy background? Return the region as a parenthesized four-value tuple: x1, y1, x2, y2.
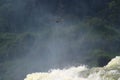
(0, 0, 120, 80)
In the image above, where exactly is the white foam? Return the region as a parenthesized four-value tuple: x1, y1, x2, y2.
(24, 56, 120, 80)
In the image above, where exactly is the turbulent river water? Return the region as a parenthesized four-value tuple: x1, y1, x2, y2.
(24, 56, 120, 80)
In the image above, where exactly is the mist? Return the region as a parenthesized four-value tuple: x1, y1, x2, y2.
(5, 0, 92, 79)
(0, 0, 119, 80)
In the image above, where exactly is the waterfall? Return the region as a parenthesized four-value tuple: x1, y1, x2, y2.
(24, 56, 120, 80)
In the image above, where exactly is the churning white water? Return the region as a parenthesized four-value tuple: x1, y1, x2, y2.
(24, 56, 120, 80)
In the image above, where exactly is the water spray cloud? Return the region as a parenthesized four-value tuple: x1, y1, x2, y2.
(24, 56, 120, 80)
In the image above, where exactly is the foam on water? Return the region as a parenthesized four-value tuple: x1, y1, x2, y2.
(24, 56, 120, 80)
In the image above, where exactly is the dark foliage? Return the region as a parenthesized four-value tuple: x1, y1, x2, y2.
(0, 0, 120, 80)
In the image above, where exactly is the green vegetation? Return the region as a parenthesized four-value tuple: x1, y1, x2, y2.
(0, 0, 120, 80)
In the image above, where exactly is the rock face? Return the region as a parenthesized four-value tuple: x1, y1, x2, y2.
(24, 56, 120, 80)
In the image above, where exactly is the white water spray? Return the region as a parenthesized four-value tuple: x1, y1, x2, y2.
(24, 56, 120, 80)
